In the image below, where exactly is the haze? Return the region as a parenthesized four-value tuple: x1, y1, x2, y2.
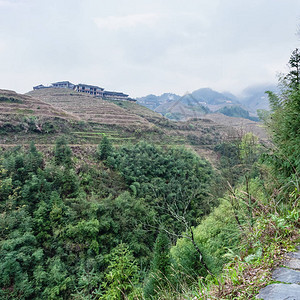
(0, 0, 299, 97)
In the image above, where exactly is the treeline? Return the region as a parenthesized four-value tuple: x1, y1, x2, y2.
(0, 136, 228, 299)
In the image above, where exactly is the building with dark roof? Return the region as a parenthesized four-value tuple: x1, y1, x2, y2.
(32, 81, 134, 101)
(51, 81, 75, 89)
(74, 84, 104, 96)
(33, 84, 49, 90)
(103, 91, 129, 100)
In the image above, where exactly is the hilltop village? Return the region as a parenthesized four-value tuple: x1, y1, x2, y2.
(33, 80, 136, 101)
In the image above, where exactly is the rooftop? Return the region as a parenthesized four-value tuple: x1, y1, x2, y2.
(77, 83, 104, 90)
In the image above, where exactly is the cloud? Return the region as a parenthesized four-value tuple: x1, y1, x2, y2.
(0, 0, 26, 7)
(1, 0, 300, 96)
(94, 13, 159, 31)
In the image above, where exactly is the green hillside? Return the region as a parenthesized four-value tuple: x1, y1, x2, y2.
(217, 105, 259, 121)
(0, 49, 299, 300)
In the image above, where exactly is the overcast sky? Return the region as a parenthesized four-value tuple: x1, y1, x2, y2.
(0, 0, 299, 97)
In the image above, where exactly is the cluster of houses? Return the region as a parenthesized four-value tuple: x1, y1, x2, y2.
(33, 81, 136, 102)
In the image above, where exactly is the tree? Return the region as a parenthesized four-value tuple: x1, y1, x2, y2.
(144, 231, 171, 299)
(97, 135, 113, 161)
(26, 141, 43, 173)
(54, 136, 73, 168)
(265, 49, 300, 178)
(101, 243, 140, 300)
(284, 48, 300, 91)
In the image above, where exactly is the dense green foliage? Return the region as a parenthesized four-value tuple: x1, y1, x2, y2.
(0, 140, 216, 299)
(144, 231, 171, 299)
(264, 49, 300, 181)
(97, 135, 113, 161)
(0, 96, 23, 103)
(107, 142, 216, 233)
(0, 49, 299, 300)
(156, 49, 299, 299)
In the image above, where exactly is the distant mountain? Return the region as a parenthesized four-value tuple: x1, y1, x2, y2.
(191, 88, 239, 106)
(138, 88, 242, 121)
(136, 93, 180, 110)
(137, 85, 277, 122)
(217, 105, 259, 121)
(155, 93, 210, 121)
(239, 84, 277, 112)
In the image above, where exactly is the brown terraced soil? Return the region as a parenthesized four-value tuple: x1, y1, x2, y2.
(27, 88, 155, 129)
(1, 88, 268, 165)
(0, 89, 77, 121)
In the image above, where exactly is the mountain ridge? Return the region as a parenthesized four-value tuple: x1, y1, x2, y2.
(137, 84, 276, 121)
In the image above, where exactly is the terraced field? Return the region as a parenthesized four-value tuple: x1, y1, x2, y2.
(0, 87, 268, 165)
(0, 89, 81, 145)
(28, 89, 154, 129)
(201, 113, 269, 142)
(107, 99, 165, 123)
(0, 89, 77, 121)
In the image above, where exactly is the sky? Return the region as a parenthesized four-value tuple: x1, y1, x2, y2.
(0, 0, 299, 98)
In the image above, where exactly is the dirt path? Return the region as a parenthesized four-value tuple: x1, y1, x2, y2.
(256, 245, 300, 299)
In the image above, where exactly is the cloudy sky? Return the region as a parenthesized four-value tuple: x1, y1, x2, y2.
(0, 0, 299, 97)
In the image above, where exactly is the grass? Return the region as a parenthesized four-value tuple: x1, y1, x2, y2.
(0, 96, 23, 104)
(71, 132, 119, 136)
(12, 108, 34, 114)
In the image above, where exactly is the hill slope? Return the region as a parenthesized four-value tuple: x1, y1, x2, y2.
(27, 88, 153, 128)
(0, 89, 77, 120)
(0, 87, 268, 165)
(0, 89, 79, 142)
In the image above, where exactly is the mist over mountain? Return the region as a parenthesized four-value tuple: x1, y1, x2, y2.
(191, 88, 239, 106)
(239, 84, 278, 112)
(136, 93, 180, 110)
(137, 85, 274, 121)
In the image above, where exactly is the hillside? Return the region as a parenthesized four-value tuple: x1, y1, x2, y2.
(0, 89, 77, 120)
(0, 89, 79, 143)
(216, 105, 259, 121)
(200, 113, 268, 141)
(27, 88, 153, 128)
(1, 87, 268, 165)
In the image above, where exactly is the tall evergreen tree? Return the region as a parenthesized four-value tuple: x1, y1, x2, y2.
(54, 136, 73, 167)
(266, 48, 300, 179)
(97, 135, 113, 160)
(144, 231, 171, 299)
(285, 48, 300, 91)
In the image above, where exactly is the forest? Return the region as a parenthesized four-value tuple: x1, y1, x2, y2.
(0, 50, 299, 299)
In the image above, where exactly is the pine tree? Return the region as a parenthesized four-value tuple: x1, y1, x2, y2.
(54, 136, 73, 168)
(97, 135, 113, 160)
(144, 231, 171, 299)
(285, 48, 300, 91)
(266, 48, 300, 179)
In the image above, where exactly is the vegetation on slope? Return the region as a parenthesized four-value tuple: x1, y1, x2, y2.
(0, 136, 220, 299)
(0, 49, 298, 300)
(167, 48, 300, 300)
(217, 105, 259, 121)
